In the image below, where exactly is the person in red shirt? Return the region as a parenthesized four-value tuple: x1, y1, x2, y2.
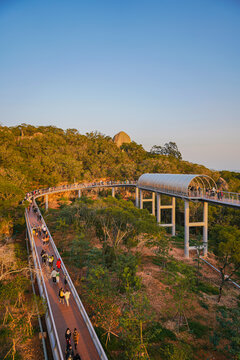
(56, 258, 61, 270)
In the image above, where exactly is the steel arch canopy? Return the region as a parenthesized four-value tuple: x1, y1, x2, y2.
(137, 173, 216, 196)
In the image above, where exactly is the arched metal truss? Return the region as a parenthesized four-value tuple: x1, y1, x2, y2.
(137, 173, 217, 196)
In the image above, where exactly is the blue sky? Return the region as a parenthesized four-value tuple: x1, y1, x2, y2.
(0, 0, 239, 170)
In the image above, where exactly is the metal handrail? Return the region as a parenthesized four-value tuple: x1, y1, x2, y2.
(32, 201, 108, 360)
(25, 179, 240, 206)
(25, 210, 64, 360)
(25, 230, 48, 360)
(200, 257, 240, 290)
(25, 180, 137, 200)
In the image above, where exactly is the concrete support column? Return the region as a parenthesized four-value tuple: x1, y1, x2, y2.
(135, 187, 139, 208)
(152, 192, 156, 216)
(171, 197, 176, 236)
(45, 194, 48, 211)
(112, 187, 115, 197)
(184, 200, 189, 258)
(203, 202, 208, 256)
(78, 189, 81, 198)
(156, 194, 161, 223)
(139, 190, 143, 209)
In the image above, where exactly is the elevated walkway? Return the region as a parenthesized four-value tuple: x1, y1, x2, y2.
(25, 204, 107, 360)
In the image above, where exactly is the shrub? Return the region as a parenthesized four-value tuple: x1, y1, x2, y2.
(146, 322, 176, 342)
(197, 281, 219, 295)
(188, 320, 210, 338)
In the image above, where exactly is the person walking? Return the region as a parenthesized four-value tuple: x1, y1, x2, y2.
(64, 289, 71, 307)
(56, 270, 60, 284)
(48, 254, 54, 269)
(51, 268, 57, 283)
(65, 344, 74, 360)
(59, 287, 65, 304)
(65, 328, 72, 347)
(42, 224, 47, 236)
(73, 354, 81, 360)
(42, 252, 48, 266)
(42, 235, 49, 247)
(73, 328, 79, 350)
(64, 275, 68, 285)
(40, 249, 46, 264)
(56, 258, 61, 270)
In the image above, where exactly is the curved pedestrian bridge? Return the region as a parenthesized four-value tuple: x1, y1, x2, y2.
(28, 175, 240, 209)
(25, 173, 240, 359)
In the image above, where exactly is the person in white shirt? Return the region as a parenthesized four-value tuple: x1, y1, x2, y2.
(64, 289, 71, 306)
(51, 268, 57, 283)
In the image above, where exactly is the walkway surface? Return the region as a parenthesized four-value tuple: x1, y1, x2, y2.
(28, 207, 101, 360)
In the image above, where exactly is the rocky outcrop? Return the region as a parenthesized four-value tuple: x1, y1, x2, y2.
(113, 131, 131, 147)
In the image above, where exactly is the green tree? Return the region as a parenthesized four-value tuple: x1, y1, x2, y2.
(167, 266, 195, 332)
(120, 291, 154, 359)
(216, 228, 240, 302)
(150, 142, 182, 160)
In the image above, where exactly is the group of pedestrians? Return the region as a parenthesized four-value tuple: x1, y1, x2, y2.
(65, 328, 81, 360)
(205, 187, 224, 200)
(188, 186, 224, 201)
(58, 287, 71, 306)
(30, 203, 82, 359)
(188, 186, 202, 197)
(40, 249, 55, 268)
(40, 250, 72, 305)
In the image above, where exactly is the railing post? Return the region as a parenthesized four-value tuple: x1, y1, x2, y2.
(156, 193, 161, 223)
(135, 187, 139, 208)
(139, 189, 143, 209)
(152, 192, 156, 216)
(184, 200, 190, 258)
(112, 187, 115, 197)
(171, 197, 176, 236)
(45, 194, 48, 211)
(203, 202, 208, 256)
(78, 189, 81, 198)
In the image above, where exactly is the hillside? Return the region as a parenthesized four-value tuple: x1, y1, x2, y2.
(0, 124, 240, 359)
(1, 124, 240, 218)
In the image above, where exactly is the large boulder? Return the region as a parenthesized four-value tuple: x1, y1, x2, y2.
(113, 131, 131, 147)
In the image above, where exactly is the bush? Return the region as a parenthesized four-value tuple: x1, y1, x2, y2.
(146, 322, 176, 342)
(163, 342, 193, 360)
(197, 281, 219, 295)
(199, 299, 209, 310)
(188, 320, 209, 338)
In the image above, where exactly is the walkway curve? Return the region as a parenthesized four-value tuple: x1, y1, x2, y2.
(26, 179, 240, 209)
(26, 203, 108, 360)
(25, 177, 240, 358)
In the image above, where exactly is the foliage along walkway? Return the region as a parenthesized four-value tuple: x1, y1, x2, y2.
(28, 206, 101, 360)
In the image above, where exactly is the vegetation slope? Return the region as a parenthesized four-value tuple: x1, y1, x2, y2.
(0, 124, 240, 359)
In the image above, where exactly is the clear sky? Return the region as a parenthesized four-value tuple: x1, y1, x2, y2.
(0, 0, 239, 171)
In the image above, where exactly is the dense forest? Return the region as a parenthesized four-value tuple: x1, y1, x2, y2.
(0, 124, 240, 359)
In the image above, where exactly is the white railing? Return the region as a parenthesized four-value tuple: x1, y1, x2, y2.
(25, 210, 64, 360)
(188, 189, 240, 204)
(138, 185, 188, 198)
(32, 200, 108, 360)
(24, 180, 240, 207)
(25, 180, 137, 200)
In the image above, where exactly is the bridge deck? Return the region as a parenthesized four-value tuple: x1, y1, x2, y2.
(28, 207, 100, 360)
